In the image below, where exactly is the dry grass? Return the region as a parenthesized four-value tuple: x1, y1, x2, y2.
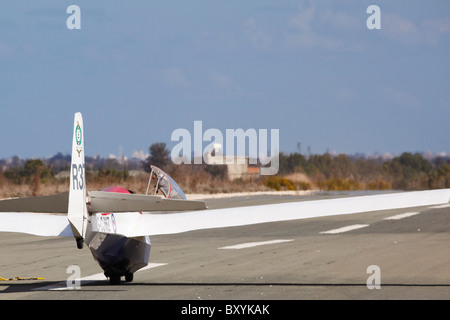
(0, 165, 399, 200)
(0, 171, 270, 200)
(0, 181, 69, 199)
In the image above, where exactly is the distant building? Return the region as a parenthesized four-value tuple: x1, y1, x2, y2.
(204, 144, 260, 181)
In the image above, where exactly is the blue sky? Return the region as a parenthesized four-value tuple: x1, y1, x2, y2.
(1, 1, 449, 159)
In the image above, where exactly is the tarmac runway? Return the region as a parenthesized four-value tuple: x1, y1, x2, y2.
(1, 193, 449, 302)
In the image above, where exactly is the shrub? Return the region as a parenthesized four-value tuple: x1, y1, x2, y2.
(318, 178, 361, 191)
(264, 176, 296, 191)
(367, 179, 391, 190)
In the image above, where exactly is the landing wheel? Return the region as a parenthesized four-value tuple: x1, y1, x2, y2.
(76, 237, 84, 249)
(109, 275, 121, 285)
(125, 272, 134, 282)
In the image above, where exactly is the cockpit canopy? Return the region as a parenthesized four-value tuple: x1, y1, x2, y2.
(146, 165, 186, 200)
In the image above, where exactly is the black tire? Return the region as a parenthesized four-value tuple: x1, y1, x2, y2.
(125, 272, 133, 282)
(109, 275, 121, 285)
(76, 238, 83, 249)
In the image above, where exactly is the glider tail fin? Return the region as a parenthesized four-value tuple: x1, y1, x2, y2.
(68, 112, 88, 248)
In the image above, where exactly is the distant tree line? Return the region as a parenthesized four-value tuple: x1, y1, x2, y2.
(0, 153, 137, 195)
(141, 144, 450, 191)
(277, 151, 450, 191)
(1, 144, 450, 197)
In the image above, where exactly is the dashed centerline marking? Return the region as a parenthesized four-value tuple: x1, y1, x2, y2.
(219, 239, 293, 250)
(320, 224, 369, 234)
(430, 203, 450, 209)
(384, 211, 420, 220)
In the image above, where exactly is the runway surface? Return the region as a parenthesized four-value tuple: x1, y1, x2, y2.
(1, 192, 449, 301)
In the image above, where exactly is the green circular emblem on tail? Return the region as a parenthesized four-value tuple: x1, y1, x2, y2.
(75, 123, 82, 146)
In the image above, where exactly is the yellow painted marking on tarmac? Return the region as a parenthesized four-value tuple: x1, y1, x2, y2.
(0, 276, 45, 281)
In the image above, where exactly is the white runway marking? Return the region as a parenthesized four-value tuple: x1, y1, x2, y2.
(33, 263, 167, 291)
(384, 211, 420, 220)
(140, 263, 168, 270)
(219, 239, 293, 250)
(430, 203, 450, 209)
(320, 224, 369, 234)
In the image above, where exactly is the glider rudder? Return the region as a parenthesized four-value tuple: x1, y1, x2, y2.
(67, 112, 88, 249)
